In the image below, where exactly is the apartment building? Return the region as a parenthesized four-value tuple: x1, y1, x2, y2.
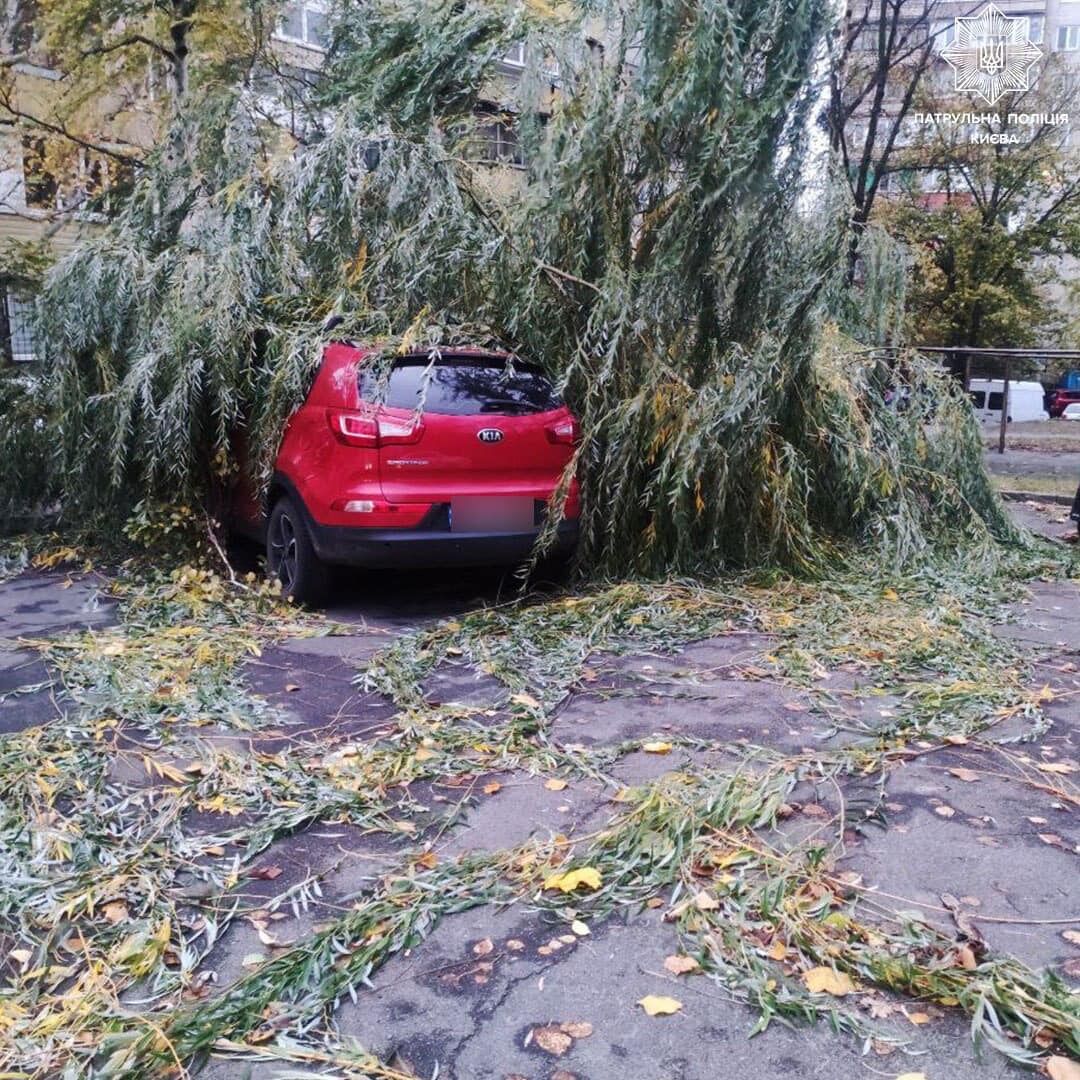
(929, 0, 1080, 63)
(0, 0, 331, 362)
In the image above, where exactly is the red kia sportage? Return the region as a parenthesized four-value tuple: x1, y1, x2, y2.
(233, 345, 581, 602)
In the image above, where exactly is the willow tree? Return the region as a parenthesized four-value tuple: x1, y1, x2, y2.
(26, 0, 1015, 575)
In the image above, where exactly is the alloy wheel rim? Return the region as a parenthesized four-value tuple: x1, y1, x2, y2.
(270, 513, 298, 592)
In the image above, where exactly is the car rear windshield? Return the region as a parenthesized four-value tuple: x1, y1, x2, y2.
(359, 354, 562, 416)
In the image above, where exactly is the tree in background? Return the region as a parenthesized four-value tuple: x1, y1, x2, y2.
(825, 0, 950, 282)
(882, 66, 1080, 363)
(0, 0, 315, 196)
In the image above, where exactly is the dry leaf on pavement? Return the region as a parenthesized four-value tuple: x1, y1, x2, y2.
(543, 867, 602, 893)
(947, 768, 980, 783)
(663, 954, 700, 975)
(1046, 1058, 1080, 1080)
(560, 1021, 593, 1039)
(802, 966, 856, 996)
(638, 995, 683, 1016)
(532, 1026, 572, 1055)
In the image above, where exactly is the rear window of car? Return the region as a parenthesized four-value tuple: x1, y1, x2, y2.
(359, 354, 562, 416)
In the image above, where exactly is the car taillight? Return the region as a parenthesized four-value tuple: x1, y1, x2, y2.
(328, 409, 379, 447)
(545, 415, 580, 446)
(327, 409, 424, 448)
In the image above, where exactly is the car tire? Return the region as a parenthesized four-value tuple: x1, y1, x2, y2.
(266, 495, 330, 606)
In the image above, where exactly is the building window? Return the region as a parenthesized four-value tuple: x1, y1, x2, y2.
(1023, 16, 1044, 45)
(930, 19, 956, 52)
(275, 1, 328, 49)
(1058, 25, 1080, 51)
(501, 43, 526, 68)
(1, 289, 38, 363)
(469, 106, 524, 167)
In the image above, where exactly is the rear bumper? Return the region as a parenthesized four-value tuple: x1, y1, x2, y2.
(307, 519, 580, 569)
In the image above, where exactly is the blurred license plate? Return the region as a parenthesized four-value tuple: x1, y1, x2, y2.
(451, 497, 534, 533)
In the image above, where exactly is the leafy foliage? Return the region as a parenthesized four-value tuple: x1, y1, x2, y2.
(22, 0, 1021, 574)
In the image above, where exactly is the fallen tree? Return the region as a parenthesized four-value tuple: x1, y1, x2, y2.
(16, 0, 1018, 573)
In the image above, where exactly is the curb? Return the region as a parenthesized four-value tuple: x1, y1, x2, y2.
(999, 490, 1075, 507)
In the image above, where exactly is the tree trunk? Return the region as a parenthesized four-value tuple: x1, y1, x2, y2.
(169, 0, 195, 102)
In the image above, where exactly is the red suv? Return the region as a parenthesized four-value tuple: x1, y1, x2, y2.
(1049, 389, 1080, 418)
(234, 345, 581, 601)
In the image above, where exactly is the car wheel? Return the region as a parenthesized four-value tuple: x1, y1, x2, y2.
(266, 495, 329, 605)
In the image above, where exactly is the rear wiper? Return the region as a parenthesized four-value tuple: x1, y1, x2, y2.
(479, 400, 541, 414)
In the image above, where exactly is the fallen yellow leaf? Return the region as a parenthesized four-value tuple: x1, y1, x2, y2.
(544, 867, 602, 893)
(663, 954, 699, 975)
(102, 901, 129, 925)
(532, 1025, 571, 1055)
(1038, 762, 1077, 775)
(642, 741, 673, 754)
(510, 692, 541, 710)
(638, 994, 683, 1016)
(545, 778, 569, 791)
(570, 920, 590, 936)
(1047, 1058, 1080, 1080)
(882, 588, 899, 601)
(802, 966, 856, 996)
(560, 1021, 593, 1039)
(947, 768, 980, 783)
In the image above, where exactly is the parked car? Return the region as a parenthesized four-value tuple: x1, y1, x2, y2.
(969, 379, 1049, 424)
(1062, 403, 1080, 421)
(232, 345, 581, 602)
(1049, 389, 1080, 418)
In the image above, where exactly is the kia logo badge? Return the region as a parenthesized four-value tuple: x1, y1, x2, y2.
(477, 429, 504, 444)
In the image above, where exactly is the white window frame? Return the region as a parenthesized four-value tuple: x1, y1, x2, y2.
(3, 289, 38, 364)
(500, 42, 526, 68)
(1058, 25, 1080, 51)
(1022, 15, 1044, 45)
(274, 0, 328, 51)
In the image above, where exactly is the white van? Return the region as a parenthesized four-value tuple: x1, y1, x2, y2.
(969, 379, 1049, 424)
